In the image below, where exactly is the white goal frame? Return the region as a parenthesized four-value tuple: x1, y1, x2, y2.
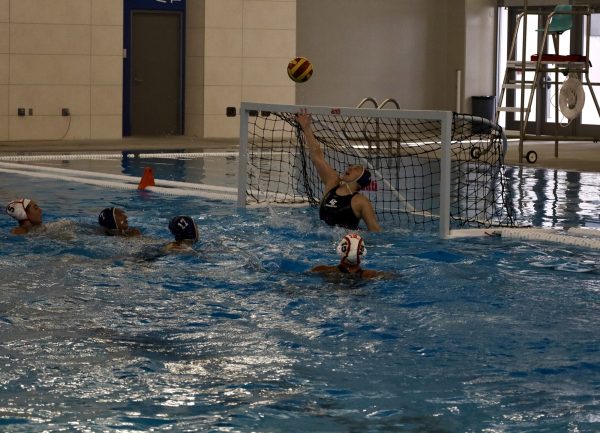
(238, 102, 455, 238)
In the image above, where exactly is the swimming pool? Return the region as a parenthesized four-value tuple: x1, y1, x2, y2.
(0, 157, 598, 432)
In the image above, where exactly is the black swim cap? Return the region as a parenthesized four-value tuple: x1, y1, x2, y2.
(169, 216, 198, 242)
(356, 169, 371, 188)
(98, 207, 118, 230)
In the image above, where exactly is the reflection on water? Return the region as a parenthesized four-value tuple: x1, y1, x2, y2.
(121, 152, 193, 182)
(505, 166, 600, 228)
(120, 152, 240, 186)
(7, 155, 600, 230)
(26, 152, 240, 187)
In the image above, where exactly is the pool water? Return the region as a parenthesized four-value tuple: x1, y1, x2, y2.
(504, 166, 600, 229)
(0, 161, 598, 432)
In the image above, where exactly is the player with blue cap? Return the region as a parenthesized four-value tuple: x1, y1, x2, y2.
(166, 215, 199, 251)
(98, 207, 141, 236)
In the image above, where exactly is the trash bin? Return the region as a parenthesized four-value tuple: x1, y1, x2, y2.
(471, 95, 496, 134)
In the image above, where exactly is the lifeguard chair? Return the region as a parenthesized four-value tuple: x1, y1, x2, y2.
(496, 2, 600, 163)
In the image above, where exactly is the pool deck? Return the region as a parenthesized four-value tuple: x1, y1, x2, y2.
(0, 136, 598, 172)
(503, 139, 600, 172)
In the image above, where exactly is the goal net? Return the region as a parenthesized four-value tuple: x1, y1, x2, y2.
(238, 102, 515, 237)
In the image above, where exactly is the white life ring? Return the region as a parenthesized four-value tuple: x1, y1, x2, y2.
(558, 74, 585, 120)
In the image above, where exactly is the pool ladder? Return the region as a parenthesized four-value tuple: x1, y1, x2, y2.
(355, 97, 400, 110)
(343, 98, 402, 166)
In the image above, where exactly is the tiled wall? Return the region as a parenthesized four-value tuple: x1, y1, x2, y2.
(200, 0, 296, 138)
(0, 0, 296, 141)
(185, 0, 206, 139)
(0, 0, 123, 141)
(0, 0, 8, 140)
(0, 0, 498, 141)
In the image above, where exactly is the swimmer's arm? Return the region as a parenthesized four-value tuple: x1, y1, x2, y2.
(164, 242, 192, 253)
(296, 111, 339, 187)
(361, 269, 379, 279)
(361, 269, 394, 279)
(10, 226, 28, 235)
(310, 265, 337, 274)
(355, 196, 381, 232)
(164, 242, 178, 252)
(125, 228, 142, 237)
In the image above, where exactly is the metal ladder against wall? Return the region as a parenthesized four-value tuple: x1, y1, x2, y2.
(355, 97, 400, 110)
(496, 3, 600, 163)
(346, 97, 402, 169)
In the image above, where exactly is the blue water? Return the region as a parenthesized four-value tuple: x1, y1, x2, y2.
(0, 163, 599, 432)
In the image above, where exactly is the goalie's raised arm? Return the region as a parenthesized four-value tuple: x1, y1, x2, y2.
(296, 109, 339, 190)
(295, 109, 381, 232)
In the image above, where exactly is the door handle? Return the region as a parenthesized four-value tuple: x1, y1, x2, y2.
(134, 75, 144, 83)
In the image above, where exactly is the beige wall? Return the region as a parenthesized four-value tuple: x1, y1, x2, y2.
(0, 0, 497, 142)
(186, 0, 205, 138)
(0, 0, 296, 142)
(464, 0, 498, 113)
(0, 0, 123, 141)
(0, 0, 8, 140)
(296, 0, 497, 114)
(199, 0, 296, 138)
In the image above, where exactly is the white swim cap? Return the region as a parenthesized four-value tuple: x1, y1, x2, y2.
(336, 233, 366, 265)
(6, 199, 31, 222)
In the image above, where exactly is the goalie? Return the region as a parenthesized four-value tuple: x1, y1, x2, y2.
(296, 109, 381, 232)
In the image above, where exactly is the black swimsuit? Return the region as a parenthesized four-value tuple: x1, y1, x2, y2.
(319, 187, 360, 229)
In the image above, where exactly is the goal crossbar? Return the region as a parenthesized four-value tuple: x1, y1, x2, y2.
(238, 102, 514, 238)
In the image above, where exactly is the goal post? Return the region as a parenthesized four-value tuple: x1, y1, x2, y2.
(238, 102, 515, 238)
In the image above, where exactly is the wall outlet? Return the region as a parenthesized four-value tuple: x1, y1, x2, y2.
(17, 108, 25, 116)
(61, 108, 70, 116)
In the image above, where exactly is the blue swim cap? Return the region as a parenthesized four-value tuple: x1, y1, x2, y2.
(98, 207, 118, 230)
(169, 216, 198, 242)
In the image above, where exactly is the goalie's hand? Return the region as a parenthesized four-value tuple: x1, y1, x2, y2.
(295, 108, 312, 130)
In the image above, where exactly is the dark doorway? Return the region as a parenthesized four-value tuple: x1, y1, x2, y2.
(129, 11, 183, 135)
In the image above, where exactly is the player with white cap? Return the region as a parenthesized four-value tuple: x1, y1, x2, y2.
(311, 233, 385, 279)
(6, 198, 43, 235)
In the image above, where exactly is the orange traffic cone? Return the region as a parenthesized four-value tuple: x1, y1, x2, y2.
(137, 166, 155, 190)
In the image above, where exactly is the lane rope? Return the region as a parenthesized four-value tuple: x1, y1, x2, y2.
(0, 161, 237, 201)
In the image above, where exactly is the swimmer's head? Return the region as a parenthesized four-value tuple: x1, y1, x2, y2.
(345, 165, 371, 189)
(98, 207, 118, 230)
(169, 216, 199, 242)
(6, 199, 31, 222)
(354, 167, 371, 188)
(336, 233, 366, 265)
